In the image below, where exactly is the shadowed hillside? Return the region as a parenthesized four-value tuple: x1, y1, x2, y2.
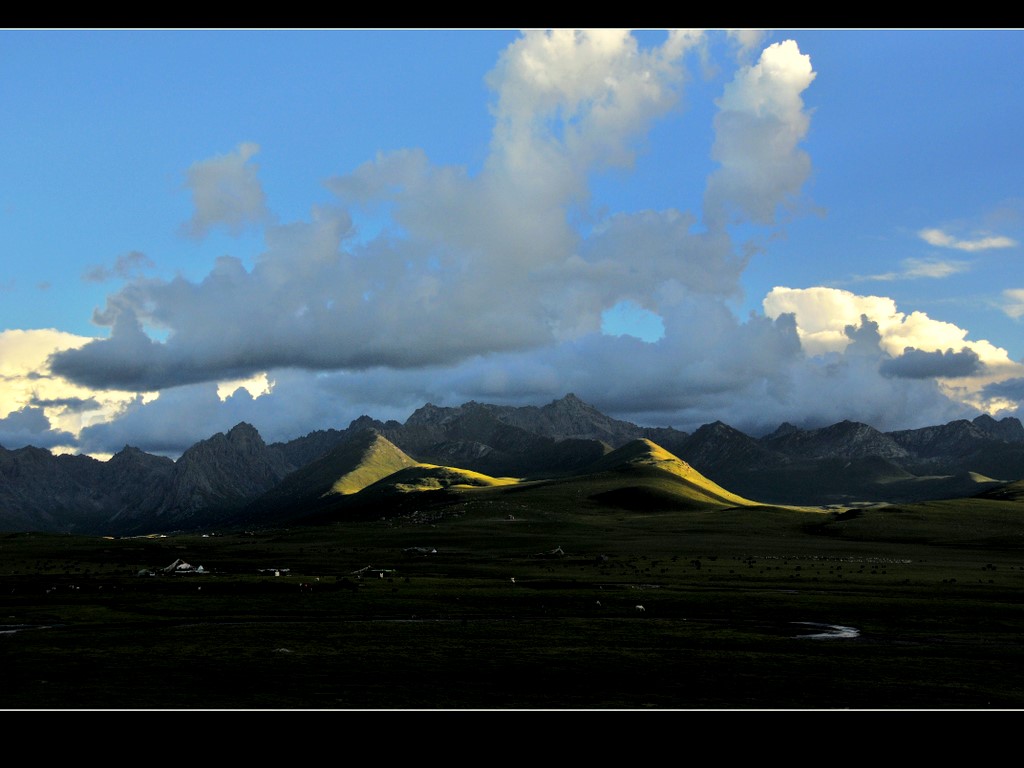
(584, 438, 756, 508)
(241, 429, 418, 524)
(1, 394, 1022, 535)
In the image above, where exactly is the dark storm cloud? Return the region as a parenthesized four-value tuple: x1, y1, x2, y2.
(879, 347, 983, 379)
(981, 376, 1024, 402)
(30, 395, 101, 413)
(0, 407, 76, 450)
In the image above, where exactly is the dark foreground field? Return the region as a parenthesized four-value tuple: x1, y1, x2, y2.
(4, 490, 1024, 710)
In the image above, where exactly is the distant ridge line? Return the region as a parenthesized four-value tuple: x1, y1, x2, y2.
(0, 394, 1021, 534)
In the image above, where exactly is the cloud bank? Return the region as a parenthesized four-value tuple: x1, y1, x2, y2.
(51, 32, 811, 389)
(19, 31, 1022, 457)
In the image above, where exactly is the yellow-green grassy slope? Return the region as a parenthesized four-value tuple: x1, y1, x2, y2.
(483, 438, 761, 514)
(246, 430, 419, 518)
(325, 433, 421, 496)
(360, 463, 519, 494)
(583, 438, 758, 508)
(310, 437, 760, 522)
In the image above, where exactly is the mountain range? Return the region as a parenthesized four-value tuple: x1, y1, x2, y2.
(2, 393, 1022, 536)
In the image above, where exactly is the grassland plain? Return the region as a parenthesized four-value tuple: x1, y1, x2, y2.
(3, 478, 1024, 711)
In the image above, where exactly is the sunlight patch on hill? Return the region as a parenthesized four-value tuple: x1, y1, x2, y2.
(327, 436, 418, 496)
(382, 464, 520, 493)
(595, 438, 757, 507)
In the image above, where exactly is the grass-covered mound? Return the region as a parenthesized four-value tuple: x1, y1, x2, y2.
(324, 433, 420, 496)
(583, 438, 757, 508)
(362, 463, 519, 493)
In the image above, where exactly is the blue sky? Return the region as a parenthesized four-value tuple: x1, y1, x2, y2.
(2, 29, 1023, 458)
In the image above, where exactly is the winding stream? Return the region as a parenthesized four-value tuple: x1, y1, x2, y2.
(793, 621, 860, 639)
(0, 624, 57, 635)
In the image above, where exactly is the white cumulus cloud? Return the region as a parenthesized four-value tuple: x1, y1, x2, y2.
(854, 257, 971, 282)
(919, 227, 1016, 252)
(763, 286, 1015, 366)
(763, 285, 1024, 418)
(703, 39, 816, 230)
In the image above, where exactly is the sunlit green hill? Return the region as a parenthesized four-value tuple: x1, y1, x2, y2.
(297, 460, 519, 523)
(582, 438, 758, 509)
(360, 463, 518, 494)
(297, 437, 759, 524)
(322, 432, 421, 496)
(403, 437, 763, 517)
(243, 432, 1018, 530)
(241, 429, 418, 523)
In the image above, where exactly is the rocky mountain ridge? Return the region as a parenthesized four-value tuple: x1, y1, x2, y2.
(1, 394, 1022, 534)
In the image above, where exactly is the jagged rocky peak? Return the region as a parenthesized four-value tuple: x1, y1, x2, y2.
(853, 421, 896, 440)
(348, 414, 385, 432)
(764, 422, 802, 440)
(819, 420, 885, 441)
(973, 414, 998, 428)
(177, 422, 266, 463)
(405, 402, 459, 427)
(833, 419, 869, 430)
(973, 414, 1024, 443)
(111, 444, 144, 460)
(684, 421, 761, 457)
(754, 418, 907, 460)
(694, 421, 743, 437)
(553, 392, 585, 406)
(532, 393, 643, 442)
(225, 422, 266, 452)
(707, 420, 730, 430)
(405, 399, 502, 429)
(107, 445, 173, 467)
(227, 421, 260, 440)
(888, 419, 990, 452)
(818, 421, 908, 458)
(546, 393, 601, 415)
